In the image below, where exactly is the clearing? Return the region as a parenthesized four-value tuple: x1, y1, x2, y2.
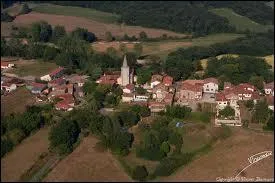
(11, 12, 187, 40)
(43, 135, 132, 182)
(1, 87, 35, 117)
(209, 8, 273, 32)
(160, 128, 274, 182)
(1, 127, 50, 182)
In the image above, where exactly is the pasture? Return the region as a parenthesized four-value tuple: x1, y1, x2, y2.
(209, 8, 273, 32)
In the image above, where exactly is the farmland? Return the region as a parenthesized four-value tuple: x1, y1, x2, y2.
(1, 127, 50, 182)
(44, 136, 131, 182)
(10, 12, 187, 40)
(160, 128, 274, 181)
(1, 87, 35, 117)
(209, 8, 273, 32)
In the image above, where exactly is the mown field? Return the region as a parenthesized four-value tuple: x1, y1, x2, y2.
(209, 8, 273, 32)
(200, 54, 274, 70)
(1, 127, 50, 182)
(30, 3, 120, 24)
(160, 128, 274, 181)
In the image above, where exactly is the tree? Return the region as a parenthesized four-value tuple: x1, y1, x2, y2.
(252, 99, 269, 123)
(1, 138, 14, 157)
(1, 12, 14, 22)
(245, 100, 254, 110)
(106, 47, 118, 59)
(133, 43, 143, 56)
(249, 76, 264, 90)
(132, 165, 148, 181)
(49, 119, 80, 155)
(7, 128, 26, 145)
(135, 87, 146, 95)
(119, 43, 127, 54)
(219, 105, 235, 118)
(168, 133, 183, 147)
(139, 31, 148, 40)
(160, 141, 170, 154)
(43, 46, 58, 61)
(39, 21, 52, 42)
(19, 3, 31, 15)
(166, 105, 192, 118)
(52, 25, 66, 43)
(105, 31, 113, 42)
(136, 67, 152, 84)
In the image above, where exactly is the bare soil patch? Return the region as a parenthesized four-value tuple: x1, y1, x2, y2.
(160, 127, 274, 181)
(13, 12, 187, 39)
(43, 136, 132, 182)
(1, 127, 50, 182)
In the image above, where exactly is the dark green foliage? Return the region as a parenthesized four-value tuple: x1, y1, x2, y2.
(160, 141, 170, 154)
(1, 12, 14, 22)
(71, 27, 96, 43)
(105, 31, 113, 42)
(249, 76, 264, 90)
(135, 87, 146, 95)
(1, 138, 14, 157)
(136, 67, 152, 84)
(7, 128, 26, 145)
(49, 119, 81, 155)
(252, 99, 269, 123)
(129, 105, 151, 117)
(31, 21, 52, 42)
(168, 132, 183, 147)
(139, 31, 148, 41)
(19, 3, 31, 15)
(166, 105, 192, 119)
(51, 25, 66, 43)
(219, 105, 235, 118)
(263, 113, 274, 131)
(132, 165, 148, 181)
(116, 111, 140, 128)
(43, 46, 59, 61)
(245, 100, 254, 111)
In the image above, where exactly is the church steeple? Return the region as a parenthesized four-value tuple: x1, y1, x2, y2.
(122, 55, 128, 67)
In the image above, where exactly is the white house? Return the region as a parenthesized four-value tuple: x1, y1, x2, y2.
(1, 62, 15, 69)
(1, 82, 17, 92)
(133, 93, 149, 102)
(40, 74, 52, 81)
(150, 74, 163, 88)
(122, 93, 134, 102)
(203, 78, 219, 94)
(264, 82, 274, 96)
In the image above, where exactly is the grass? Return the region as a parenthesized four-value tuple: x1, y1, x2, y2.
(200, 54, 274, 70)
(11, 60, 58, 77)
(209, 8, 273, 32)
(30, 3, 120, 24)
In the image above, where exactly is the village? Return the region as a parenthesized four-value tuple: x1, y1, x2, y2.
(1, 55, 274, 127)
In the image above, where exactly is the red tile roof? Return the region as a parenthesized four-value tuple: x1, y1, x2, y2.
(182, 79, 204, 86)
(237, 83, 255, 90)
(264, 82, 274, 90)
(151, 74, 163, 82)
(125, 84, 135, 90)
(181, 83, 202, 92)
(31, 82, 47, 89)
(203, 77, 218, 85)
(48, 78, 66, 85)
(49, 67, 64, 77)
(162, 75, 173, 86)
(266, 95, 274, 105)
(216, 92, 229, 101)
(1, 82, 14, 87)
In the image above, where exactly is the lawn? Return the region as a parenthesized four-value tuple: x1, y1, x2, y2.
(30, 3, 120, 24)
(209, 8, 273, 32)
(1, 87, 35, 117)
(10, 60, 58, 77)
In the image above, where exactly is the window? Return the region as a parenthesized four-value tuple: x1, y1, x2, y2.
(211, 89, 213, 91)
(206, 89, 209, 91)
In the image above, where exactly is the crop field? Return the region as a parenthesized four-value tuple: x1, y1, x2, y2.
(43, 136, 131, 182)
(160, 127, 274, 181)
(1, 127, 50, 182)
(1, 87, 35, 117)
(209, 8, 273, 32)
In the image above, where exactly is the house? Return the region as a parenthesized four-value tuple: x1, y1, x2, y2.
(150, 74, 163, 88)
(152, 83, 168, 101)
(162, 75, 173, 86)
(176, 82, 203, 104)
(40, 67, 65, 81)
(49, 84, 67, 98)
(133, 93, 150, 102)
(237, 83, 255, 92)
(1, 62, 15, 69)
(224, 82, 232, 90)
(122, 93, 134, 102)
(163, 93, 174, 106)
(74, 85, 84, 98)
(67, 84, 74, 94)
(48, 78, 66, 89)
(1, 82, 17, 92)
(266, 95, 274, 111)
(55, 93, 75, 111)
(36, 95, 48, 102)
(123, 84, 135, 93)
(203, 77, 219, 94)
(30, 82, 47, 94)
(264, 82, 274, 96)
(96, 72, 120, 86)
(65, 74, 86, 87)
(148, 101, 166, 113)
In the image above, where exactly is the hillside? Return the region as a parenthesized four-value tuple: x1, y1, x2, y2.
(209, 8, 273, 32)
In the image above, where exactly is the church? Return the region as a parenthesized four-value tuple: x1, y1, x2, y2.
(117, 55, 136, 86)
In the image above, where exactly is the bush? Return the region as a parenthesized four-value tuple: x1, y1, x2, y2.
(1, 138, 14, 157)
(242, 120, 249, 128)
(220, 124, 232, 139)
(19, 3, 31, 15)
(132, 165, 148, 181)
(7, 128, 26, 145)
(166, 105, 192, 119)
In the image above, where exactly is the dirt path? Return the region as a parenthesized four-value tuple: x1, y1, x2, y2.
(160, 128, 274, 182)
(43, 136, 132, 182)
(1, 127, 50, 182)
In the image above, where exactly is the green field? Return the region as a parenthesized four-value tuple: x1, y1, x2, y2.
(11, 61, 58, 77)
(209, 8, 273, 32)
(30, 3, 120, 24)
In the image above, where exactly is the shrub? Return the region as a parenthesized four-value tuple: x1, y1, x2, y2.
(131, 165, 148, 181)
(220, 124, 232, 139)
(1, 138, 14, 157)
(242, 120, 249, 128)
(7, 128, 26, 145)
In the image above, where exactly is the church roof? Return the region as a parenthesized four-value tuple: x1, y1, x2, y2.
(122, 55, 128, 67)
